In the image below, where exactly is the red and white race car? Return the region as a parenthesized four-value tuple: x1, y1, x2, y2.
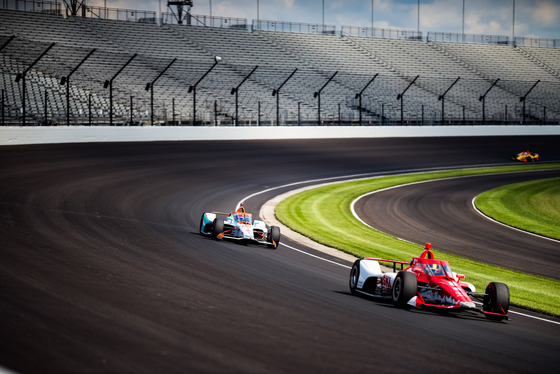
(349, 243, 509, 320)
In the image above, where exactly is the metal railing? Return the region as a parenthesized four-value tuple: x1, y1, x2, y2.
(254, 19, 336, 35)
(1, 0, 62, 14)
(162, 12, 248, 29)
(1, 0, 156, 22)
(427, 32, 510, 45)
(342, 26, 422, 41)
(514, 37, 559, 48)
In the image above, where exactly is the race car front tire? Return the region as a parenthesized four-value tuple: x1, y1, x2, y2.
(349, 260, 360, 295)
(211, 218, 224, 240)
(392, 271, 417, 308)
(267, 226, 281, 249)
(483, 282, 510, 318)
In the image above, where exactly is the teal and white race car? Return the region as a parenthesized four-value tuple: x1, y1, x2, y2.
(200, 203, 281, 249)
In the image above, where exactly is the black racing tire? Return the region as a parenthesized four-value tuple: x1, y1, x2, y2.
(211, 218, 224, 240)
(349, 260, 361, 295)
(483, 282, 510, 318)
(267, 226, 281, 249)
(392, 271, 417, 308)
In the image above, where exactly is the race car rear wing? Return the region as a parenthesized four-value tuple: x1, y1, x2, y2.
(212, 211, 231, 215)
(365, 257, 410, 272)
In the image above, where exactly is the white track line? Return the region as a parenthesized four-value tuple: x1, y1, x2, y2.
(279, 242, 351, 269)
(509, 310, 560, 324)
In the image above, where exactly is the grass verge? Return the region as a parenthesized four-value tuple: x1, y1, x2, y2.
(276, 163, 560, 317)
(475, 177, 560, 240)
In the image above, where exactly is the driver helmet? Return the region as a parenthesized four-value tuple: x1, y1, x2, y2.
(430, 264, 443, 275)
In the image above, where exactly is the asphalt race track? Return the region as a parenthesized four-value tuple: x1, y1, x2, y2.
(1, 136, 560, 373)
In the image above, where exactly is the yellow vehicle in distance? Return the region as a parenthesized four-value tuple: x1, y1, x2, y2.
(511, 150, 539, 162)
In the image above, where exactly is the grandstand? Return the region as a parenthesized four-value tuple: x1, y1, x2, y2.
(0, 1, 559, 126)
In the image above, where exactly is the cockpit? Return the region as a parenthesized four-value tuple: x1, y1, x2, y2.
(234, 213, 252, 224)
(421, 262, 453, 277)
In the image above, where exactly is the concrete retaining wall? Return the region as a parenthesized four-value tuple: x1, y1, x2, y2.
(1, 125, 559, 146)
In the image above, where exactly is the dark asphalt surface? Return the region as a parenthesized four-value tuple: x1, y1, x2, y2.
(1, 136, 560, 373)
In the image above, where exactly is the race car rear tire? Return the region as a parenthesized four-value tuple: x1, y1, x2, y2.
(392, 271, 417, 308)
(211, 218, 224, 240)
(349, 260, 360, 295)
(483, 282, 510, 318)
(267, 226, 281, 249)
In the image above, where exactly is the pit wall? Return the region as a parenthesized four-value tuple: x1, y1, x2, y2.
(1, 125, 559, 146)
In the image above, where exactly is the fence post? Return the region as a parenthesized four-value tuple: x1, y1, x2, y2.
(44, 90, 48, 125)
(88, 93, 92, 125)
(214, 100, 217, 126)
(1, 89, 4, 126)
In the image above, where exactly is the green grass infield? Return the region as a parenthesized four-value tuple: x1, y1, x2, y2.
(475, 177, 560, 240)
(276, 163, 560, 317)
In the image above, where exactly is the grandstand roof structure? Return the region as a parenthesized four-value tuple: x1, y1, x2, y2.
(0, 2, 559, 126)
